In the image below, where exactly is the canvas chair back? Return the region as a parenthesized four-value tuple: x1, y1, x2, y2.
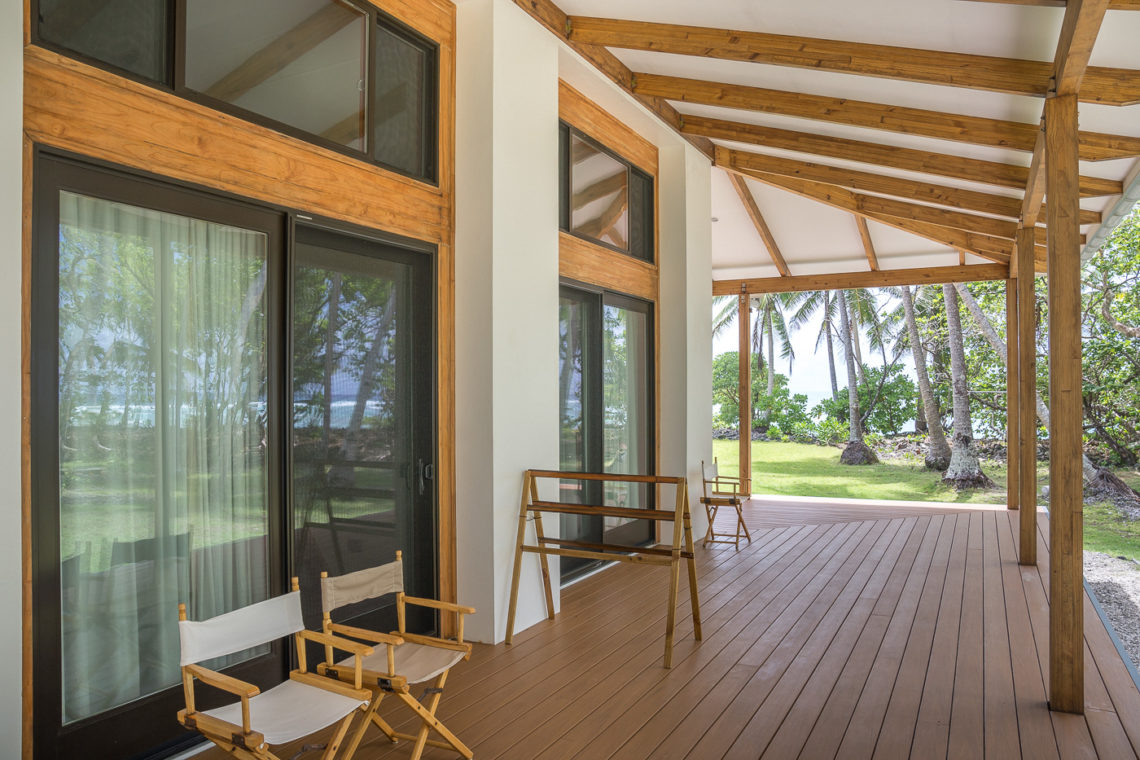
(178, 590, 304, 666)
(701, 459, 718, 499)
(321, 558, 404, 614)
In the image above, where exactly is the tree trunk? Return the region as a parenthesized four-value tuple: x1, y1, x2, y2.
(838, 290, 878, 465)
(824, 292, 839, 400)
(955, 282, 1137, 496)
(942, 284, 993, 489)
(849, 300, 867, 384)
(902, 285, 952, 470)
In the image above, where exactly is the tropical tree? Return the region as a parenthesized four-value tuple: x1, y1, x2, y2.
(789, 290, 840, 400)
(836, 289, 878, 464)
(941, 284, 993, 488)
(900, 285, 951, 469)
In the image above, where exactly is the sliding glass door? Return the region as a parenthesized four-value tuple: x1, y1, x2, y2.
(557, 284, 654, 582)
(32, 156, 437, 759)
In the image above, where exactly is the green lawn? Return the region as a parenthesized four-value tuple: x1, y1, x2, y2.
(713, 440, 1140, 561)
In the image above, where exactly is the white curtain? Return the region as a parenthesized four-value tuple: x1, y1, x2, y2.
(57, 191, 269, 723)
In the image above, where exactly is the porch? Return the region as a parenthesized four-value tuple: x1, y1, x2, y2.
(208, 496, 1140, 759)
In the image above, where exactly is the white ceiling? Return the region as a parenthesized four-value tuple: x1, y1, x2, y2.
(557, 0, 1140, 280)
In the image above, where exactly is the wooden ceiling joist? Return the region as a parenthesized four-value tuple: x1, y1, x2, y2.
(960, 0, 1140, 10)
(681, 115, 1121, 197)
(509, 0, 714, 159)
(730, 169, 1021, 263)
(727, 172, 791, 276)
(855, 216, 879, 270)
(568, 17, 1140, 105)
(713, 263, 1011, 296)
(718, 147, 1100, 225)
(632, 73, 1140, 161)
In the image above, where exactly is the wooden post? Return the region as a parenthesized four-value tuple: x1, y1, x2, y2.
(1017, 227, 1039, 567)
(738, 293, 752, 494)
(1006, 277, 1020, 511)
(1045, 93, 1083, 714)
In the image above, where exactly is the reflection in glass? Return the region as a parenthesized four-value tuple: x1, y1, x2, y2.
(185, 0, 368, 150)
(374, 21, 435, 179)
(603, 303, 652, 543)
(291, 232, 413, 629)
(558, 294, 598, 574)
(57, 192, 269, 723)
(39, 0, 168, 82)
(569, 134, 629, 250)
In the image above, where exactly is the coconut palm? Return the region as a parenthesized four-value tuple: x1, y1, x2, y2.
(788, 289, 840, 400)
(901, 285, 952, 469)
(837, 289, 878, 465)
(941, 284, 993, 488)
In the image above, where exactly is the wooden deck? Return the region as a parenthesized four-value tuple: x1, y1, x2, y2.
(203, 497, 1140, 759)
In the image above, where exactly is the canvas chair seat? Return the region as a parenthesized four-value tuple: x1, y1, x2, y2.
(339, 641, 465, 685)
(201, 679, 366, 746)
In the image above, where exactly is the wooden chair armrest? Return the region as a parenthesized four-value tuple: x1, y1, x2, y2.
(329, 622, 404, 646)
(298, 629, 375, 656)
(396, 631, 473, 654)
(401, 596, 476, 615)
(183, 664, 259, 698)
(179, 708, 264, 750)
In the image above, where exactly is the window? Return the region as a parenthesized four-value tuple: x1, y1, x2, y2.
(559, 123, 655, 262)
(558, 284, 654, 581)
(32, 154, 439, 760)
(35, 0, 440, 182)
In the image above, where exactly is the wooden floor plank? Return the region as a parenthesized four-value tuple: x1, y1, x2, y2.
(194, 498, 1140, 760)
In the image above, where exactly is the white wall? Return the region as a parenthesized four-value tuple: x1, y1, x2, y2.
(0, 2, 20, 751)
(455, 0, 561, 643)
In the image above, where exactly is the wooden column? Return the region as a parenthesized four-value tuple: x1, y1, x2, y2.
(1045, 93, 1083, 714)
(1017, 227, 1039, 567)
(1006, 277, 1020, 511)
(738, 293, 752, 494)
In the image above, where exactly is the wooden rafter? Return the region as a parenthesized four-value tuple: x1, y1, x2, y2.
(632, 73, 1140, 161)
(960, 0, 1139, 10)
(569, 17, 1140, 105)
(713, 263, 1010, 295)
(509, 0, 714, 159)
(730, 169, 1021, 264)
(206, 4, 359, 102)
(680, 115, 1121, 197)
(571, 172, 626, 210)
(717, 146, 1100, 225)
(726, 173, 791, 276)
(855, 216, 879, 270)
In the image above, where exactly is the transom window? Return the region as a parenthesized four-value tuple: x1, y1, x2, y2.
(36, 0, 439, 182)
(559, 122, 654, 263)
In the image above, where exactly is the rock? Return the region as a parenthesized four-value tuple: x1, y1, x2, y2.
(840, 440, 880, 465)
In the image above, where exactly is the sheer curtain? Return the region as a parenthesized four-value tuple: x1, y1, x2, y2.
(57, 191, 269, 723)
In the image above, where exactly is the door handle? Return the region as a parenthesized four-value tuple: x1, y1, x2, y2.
(417, 459, 434, 496)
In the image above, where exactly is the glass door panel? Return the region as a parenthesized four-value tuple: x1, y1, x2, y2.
(291, 225, 435, 636)
(602, 297, 654, 546)
(34, 156, 285, 759)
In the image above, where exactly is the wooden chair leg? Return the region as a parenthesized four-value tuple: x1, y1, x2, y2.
(320, 712, 356, 760)
(703, 504, 716, 547)
(395, 674, 473, 760)
(737, 502, 752, 543)
(340, 695, 386, 759)
(369, 710, 399, 743)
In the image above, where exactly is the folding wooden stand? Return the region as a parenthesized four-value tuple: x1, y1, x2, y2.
(504, 470, 702, 668)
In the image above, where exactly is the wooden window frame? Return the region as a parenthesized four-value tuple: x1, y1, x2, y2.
(29, 0, 442, 185)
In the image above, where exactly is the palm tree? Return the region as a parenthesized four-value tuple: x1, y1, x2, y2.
(941, 284, 993, 488)
(901, 285, 952, 469)
(837, 289, 878, 465)
(789, 290, 840, 400)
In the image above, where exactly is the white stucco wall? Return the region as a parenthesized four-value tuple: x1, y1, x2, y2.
(455, 0, 561, 643)
(0, 4, 20, 752)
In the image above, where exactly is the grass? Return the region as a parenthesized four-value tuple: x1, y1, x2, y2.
(713, 440, 1140, 562)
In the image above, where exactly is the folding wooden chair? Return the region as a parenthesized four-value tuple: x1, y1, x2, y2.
(699, 457, 752, 550)
(315, 551, 476, 760)
(176, 584, 374, 760)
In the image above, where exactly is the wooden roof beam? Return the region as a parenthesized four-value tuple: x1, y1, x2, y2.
(681, 116, 1121, 197)
(569, 17, 1140, 105)
(959, 0, 1140, 10)
(726, 172, 791, 276)
(632, 73, 1140, 161)
(856, 216, 879, 271)
(509, 0, 713, 160)
(717, 146, 1101, 225)
(713, 263, 1011, 295)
